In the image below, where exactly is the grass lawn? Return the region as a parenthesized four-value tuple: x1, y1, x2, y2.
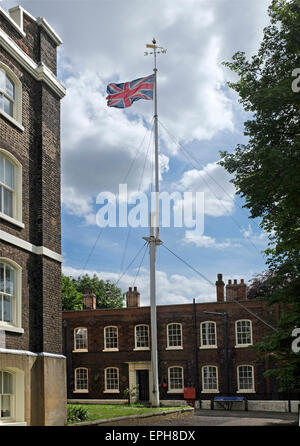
(67, 403, 188, 424)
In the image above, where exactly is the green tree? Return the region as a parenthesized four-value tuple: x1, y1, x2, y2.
(62, 274, 83, 310)
(62, 273, 125, 310)
(220, 0, 300, 391)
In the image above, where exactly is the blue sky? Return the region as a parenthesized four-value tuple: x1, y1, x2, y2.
(2, 0, 273, 305)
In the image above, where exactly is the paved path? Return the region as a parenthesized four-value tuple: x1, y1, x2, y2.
(136, 410, 298, 426)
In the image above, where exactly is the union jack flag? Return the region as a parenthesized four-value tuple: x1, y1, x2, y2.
(106, 74, 154, 108)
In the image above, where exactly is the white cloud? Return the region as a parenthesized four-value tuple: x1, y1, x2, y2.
(62, 264, 216, 306)
(39, 0, 271, 222)
(183, 233, 241, 249)
(174, 162, 235, 217)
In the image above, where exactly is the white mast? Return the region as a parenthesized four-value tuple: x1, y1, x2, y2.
(143, 38, 166, 407)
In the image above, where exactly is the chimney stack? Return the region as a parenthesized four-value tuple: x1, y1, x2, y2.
(226, 279, 247, 301)
(83, 289, 97, 310)
(126, 286, 140, 308)
(216, 273, 225, 302)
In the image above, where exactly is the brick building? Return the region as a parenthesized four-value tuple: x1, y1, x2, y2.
(0, 6, 66, 425)
(63, 275, 284, 405)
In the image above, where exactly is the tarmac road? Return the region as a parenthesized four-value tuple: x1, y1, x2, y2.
(134, 409, 298, 426)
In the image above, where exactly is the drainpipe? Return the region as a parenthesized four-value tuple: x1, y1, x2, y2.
(193, 299, 200, 399)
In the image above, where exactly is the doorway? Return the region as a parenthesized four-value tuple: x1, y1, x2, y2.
(136, 370, 149, 402)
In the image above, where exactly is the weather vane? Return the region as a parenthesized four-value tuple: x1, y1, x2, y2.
(144, 38, 167, 66)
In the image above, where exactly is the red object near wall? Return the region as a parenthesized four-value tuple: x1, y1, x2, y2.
(184, 387, 196, 400)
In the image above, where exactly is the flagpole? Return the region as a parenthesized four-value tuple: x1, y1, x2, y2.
(143, 38, 166, 407)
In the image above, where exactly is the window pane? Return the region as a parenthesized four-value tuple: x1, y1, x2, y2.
(3, 96, 13, 117)
(203, 366, 217, 390)
(75, 328, 87, 350)
(4, 188, 13, 217)
(169, 367, 183, 390)
(168, 324, 182, 347)
(5, 159, 14, 189)
(105, 327, 118, 349)
(0, 93, 3, 112)
(238, 366, 253, 390)
(106, 368, 118, 390)
(0, 70, 5, 91)
(136, 325, 149, 348)
(75, 369, 88, 390)
(5, 266, 14, 295)
(202, 323, 216, 346)
(1, 395, 11, 418)
(0, 263, 4, 292)
(4, 295, 12, 322)
(237, 321, 251, 344)
(0, 156, 4, 183)
(5, 75, 15, 99)
(3, 372, 12, 394)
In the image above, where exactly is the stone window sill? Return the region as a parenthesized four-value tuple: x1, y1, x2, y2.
(0, 212, 24, 229)
(199, 345, 218, 349)
(166, 347, 183, 351)
(0, 110, 24, 132)
(167, 389, 184, 394)
(236, 390, 256, 393)
(201, 389, 219, 393)
(0, 324, 24, 334)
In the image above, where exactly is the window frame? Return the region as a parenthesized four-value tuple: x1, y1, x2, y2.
(103, 326, 119, 352)
(166, 323, 183, 350)
(73, 327, 88, 352)
(235, 319, 253, 347)
(201, 365, 219, 393)
(74, 367, 88, 393)
(0, 149, 23, 228)
(104, 367, 120, 394)
(237, 365, 255, 393)
(134, 324, 150, 351)
(0, 258, 23, 334)
(0, 63, 23, 131)
(200, 321, 217, 349)
(167, 366, 184, 394)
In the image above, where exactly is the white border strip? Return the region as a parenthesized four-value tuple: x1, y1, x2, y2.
(0, 28, 66, 98)
(0, 7, 25, 37)
(0, 348, 65, 359)
(0, 229, 63, 263)
(36, 17, 62, 46)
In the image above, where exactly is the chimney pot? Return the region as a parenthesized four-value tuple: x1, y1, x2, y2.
(83, 289, 96, 310)
(126, 286, 140, 308)
(216, 273, 225, 302)
(234, 279, 237, 284)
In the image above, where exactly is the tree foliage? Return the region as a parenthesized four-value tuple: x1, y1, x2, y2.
(62, 273, 124, 310)
(220, 0, 300, 391)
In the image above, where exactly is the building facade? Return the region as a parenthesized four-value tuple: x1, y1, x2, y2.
(0, 6, 66, 425)
(63, 275, 284, 405)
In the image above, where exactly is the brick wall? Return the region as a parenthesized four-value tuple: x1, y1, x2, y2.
(0, 10, 62, 354)
(63, 299, 282, 400)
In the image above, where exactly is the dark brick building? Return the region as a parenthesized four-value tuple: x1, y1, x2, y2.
(63, 275, 283, 406)
(0, 6, 66, 425)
